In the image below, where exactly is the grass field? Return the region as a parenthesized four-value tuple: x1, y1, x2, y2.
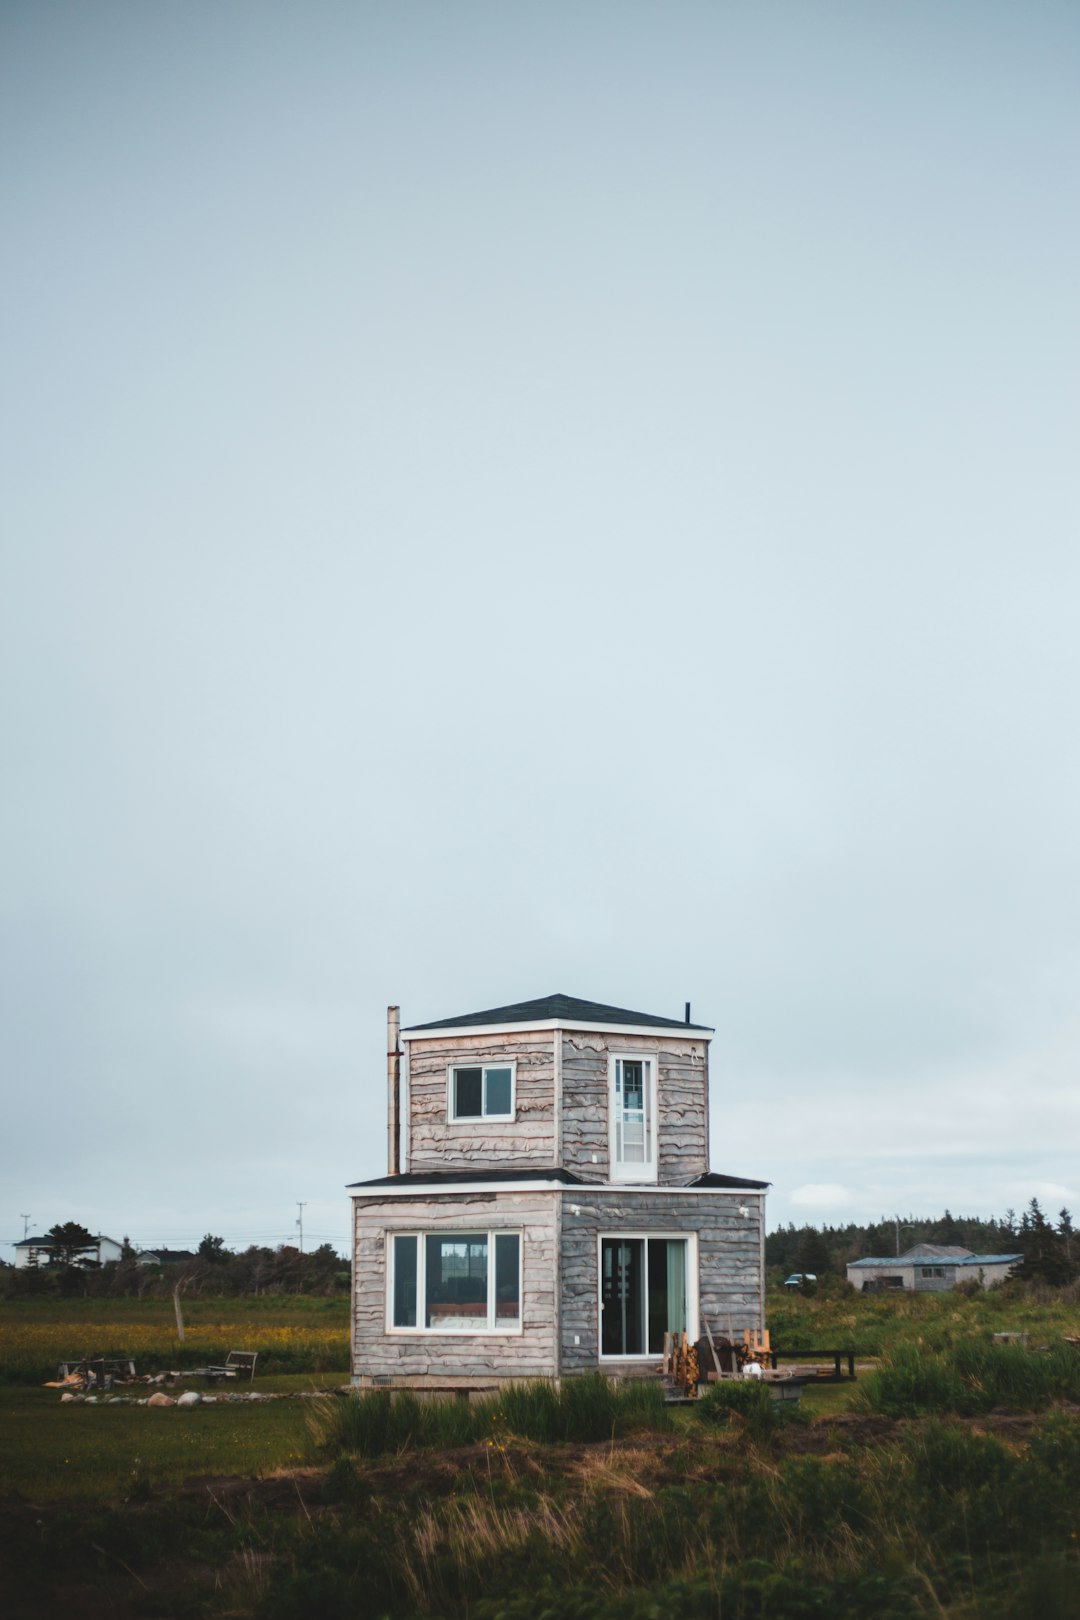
(3, 1287, 1080, 1617)
(1, 1380, 325, 1501)
(768, 1278, 1080, 1356)
(0, 1295, 350, 1383)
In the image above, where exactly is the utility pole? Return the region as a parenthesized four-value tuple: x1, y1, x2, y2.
(20, 1214, 32, 1240)
(296, 1202, 306, 1254)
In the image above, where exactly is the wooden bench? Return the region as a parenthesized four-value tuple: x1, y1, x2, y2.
(206, 1351, 258, 1383)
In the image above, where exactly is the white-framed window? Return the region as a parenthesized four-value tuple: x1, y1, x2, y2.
(608, 1054, 657, 1181)
(920, 1266, 946, 1279)
(447, 1062, 516, 1122)
(387, 1230, 522, 1334)
(598, 1232, 697, 1358)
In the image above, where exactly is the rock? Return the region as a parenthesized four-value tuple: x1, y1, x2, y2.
(147, 1392, 174, 1407)
(60, 1392, 75, 1403)
(176, 1391, 201, 1407)
(202, 1395, 217, 1404)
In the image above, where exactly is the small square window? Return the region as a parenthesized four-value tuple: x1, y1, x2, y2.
(449, 1063, 515, 1121)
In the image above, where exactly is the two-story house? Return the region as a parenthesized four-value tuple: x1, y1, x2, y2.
(349, 993, 768, 1389)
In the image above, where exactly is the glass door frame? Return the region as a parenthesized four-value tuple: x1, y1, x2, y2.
(596, 1231, 699, 1361)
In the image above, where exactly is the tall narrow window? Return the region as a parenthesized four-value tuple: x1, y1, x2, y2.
(392, 1234, 418, 1328)
(609, 1055, 657, 1180)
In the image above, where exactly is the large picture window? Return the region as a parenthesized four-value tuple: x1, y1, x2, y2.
(609, 1055, 657, 1181)
(448, 1063, 515, 1121)
(389, 1231, 521, 1333)
(600, 1235, 693, 1357)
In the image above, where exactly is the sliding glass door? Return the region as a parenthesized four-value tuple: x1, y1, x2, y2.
(600, 1236, 690, 1357)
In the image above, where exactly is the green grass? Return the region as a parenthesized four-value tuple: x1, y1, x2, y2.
(12, 1407, 1080, 1620)
(0, 1294, 350, 1382)
(857, 1340, 1080, 1418)
(798, 1379, 865, 1416)
(0, 1383, 315, 1500)
(765, 1279, 1080, 1358)
(6, 1284, 1080, 1618)
(308, 1372, 673, 1460)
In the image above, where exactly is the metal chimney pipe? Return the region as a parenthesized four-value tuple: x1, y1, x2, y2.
(685, 1002, 691, 1025)
(387, 1005, 401, 1175)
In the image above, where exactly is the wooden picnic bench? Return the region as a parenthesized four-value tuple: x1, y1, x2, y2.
(206, 1351, 258, 1383)
(768, 1348, 857, 1381)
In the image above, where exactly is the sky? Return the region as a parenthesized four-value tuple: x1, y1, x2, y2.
(2, 1, 1078, 1260)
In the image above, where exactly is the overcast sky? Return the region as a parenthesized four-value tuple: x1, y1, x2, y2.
(2, 1, 1078, 1259)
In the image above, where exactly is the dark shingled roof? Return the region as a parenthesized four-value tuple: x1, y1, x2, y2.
(349, 1168, 768, 1190)
(687, 1171, 771, 1190)
(404, 992, 713, 1034)
(349, 1167, 586, 1189)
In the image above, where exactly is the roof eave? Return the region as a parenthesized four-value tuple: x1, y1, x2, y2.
(402, 1017, 713, 1042)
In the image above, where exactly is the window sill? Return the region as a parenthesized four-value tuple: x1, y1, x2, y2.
(447, 1116, 516, 1125)
(386, 1326, 524, 1337)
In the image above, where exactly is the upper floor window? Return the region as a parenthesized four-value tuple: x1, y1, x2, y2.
(448, 1062, 515, 1121)
(609, 1054, 657, 1181)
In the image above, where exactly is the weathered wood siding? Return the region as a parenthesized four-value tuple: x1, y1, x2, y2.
(559, 1032, 709, 1183)
(406, 1032, 556, 1172)
(558, 1189, 764, 1374)
(352, 1190, 559, 1382)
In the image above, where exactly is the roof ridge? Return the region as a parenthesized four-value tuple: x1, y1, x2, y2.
(404, 992, 713, 1033)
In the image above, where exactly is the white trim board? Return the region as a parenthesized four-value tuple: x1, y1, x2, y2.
(350, 1182, 766, 1199)
(402, 1019, 713, 1043)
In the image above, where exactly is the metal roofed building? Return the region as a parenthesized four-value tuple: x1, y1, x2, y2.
(846, 1242, 1023, 1292)
(349, 993, 769, 1389)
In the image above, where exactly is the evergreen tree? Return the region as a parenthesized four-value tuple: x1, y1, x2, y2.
(1017, 1198, 1074, 1285)
(45, 1221, 96, 1267)
(794, 1227, 831, 1276)
(1058, 1209, 1075, 1266)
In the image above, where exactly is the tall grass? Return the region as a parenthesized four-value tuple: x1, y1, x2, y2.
(858, 1341, 1080, 1418)
(309, 1373, 672, 1459)
(693, 1378, 781, 1442)
(267, 1407, 1080, 1619)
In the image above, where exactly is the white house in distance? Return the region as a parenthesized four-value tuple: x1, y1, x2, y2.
(349, 993, 769, 1390)
(14, 1234, 124, 1269)
(846, 1242, 1023, 1292)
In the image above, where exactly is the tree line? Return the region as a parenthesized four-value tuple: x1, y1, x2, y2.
(768, 1197, 1077, 1287)
(3, 1224, 349, 1298)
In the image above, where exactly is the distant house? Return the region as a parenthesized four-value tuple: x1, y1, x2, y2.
(13, 1234, 124, 1269)
(349, 993, 769, 1391)
(846, 1243, 1022, 1292)
(136, 1249, 197, 1266)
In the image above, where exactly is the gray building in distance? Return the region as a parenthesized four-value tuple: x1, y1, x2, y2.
(846, 1242, 1022, 1292)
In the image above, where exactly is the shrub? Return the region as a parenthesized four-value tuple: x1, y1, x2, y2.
(311, 1375, 673, 1459)
(694, 1379, 778, 1441)
(557, 1372, 618, 1442)
(857, 1347, 974, 1417)
(495, 1379, 561, 1443)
